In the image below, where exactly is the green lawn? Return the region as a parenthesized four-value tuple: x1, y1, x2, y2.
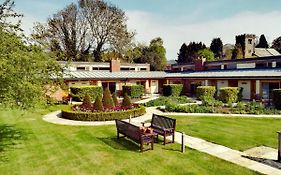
(0, 106, 260, 175)
(173, 116, 281, 151)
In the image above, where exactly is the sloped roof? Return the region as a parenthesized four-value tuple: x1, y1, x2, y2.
(63, 68, 281, 80)
(254, 48, 280, 57)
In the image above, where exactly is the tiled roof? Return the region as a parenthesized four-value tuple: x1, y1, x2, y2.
(63, 68, 281, 80)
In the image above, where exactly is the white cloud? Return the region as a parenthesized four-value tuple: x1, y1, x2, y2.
(126, 10, 281, 60)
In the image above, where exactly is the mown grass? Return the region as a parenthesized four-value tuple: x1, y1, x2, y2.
(0, 105, 260, 175)
(173, 115, 281, 151)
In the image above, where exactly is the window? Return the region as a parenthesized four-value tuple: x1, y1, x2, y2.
(77, 67, 85, 70)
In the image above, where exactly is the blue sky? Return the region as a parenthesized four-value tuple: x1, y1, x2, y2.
(14, 0, 281, 60)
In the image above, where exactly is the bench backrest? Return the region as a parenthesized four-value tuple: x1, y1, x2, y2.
(151, 114, 176, 129)
(115, 119, 140, 141)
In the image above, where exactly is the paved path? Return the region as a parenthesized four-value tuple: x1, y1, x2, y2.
(43, 105, 281, 174)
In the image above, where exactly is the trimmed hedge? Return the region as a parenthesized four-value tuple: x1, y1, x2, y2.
(70, 86, 103, 101)
(61, 106, 146, 121)
(122, 85, 144, 98)
(273, 89, 281, 110)
(196, 86, 216, 100)
(163, 84, 183, 96)
(219, 87, 241, 103)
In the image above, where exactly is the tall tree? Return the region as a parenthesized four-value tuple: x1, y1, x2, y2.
(210, 38, 223, 59)
(231, 44, 243, 59)
(32, 0, 134, 62)
(271, 36, 281, 53)
(177, 43, 188, 63)
(134, 37, 167, 71)
(0, 0, 22, 32)
(256, 34, 269, 48)
(177, 42, 206, 63)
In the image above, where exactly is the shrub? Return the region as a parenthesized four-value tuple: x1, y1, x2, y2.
(70, 86, 103, 101)
(62, 105, 146, 121)
(196, 86, 216, 100)
(93, 96, 103, 111)
(122, 85, 144, 98)
(82, 93, 92, 107)
(163, 84, 183, 96)
(272, 89, 281, 110)
(219, 87, 241, 103)
(201, 96, 223, 107)
(165, 102, 213, 113)
(122, 93, 132, 107)
(145, 96, 194, 107)
(112, 92, 119, 106)
(103, 87, 115, 109)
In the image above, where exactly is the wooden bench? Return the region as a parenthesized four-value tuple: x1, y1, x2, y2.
(150, 114, 176, 145)
(115, 119, 154, 152)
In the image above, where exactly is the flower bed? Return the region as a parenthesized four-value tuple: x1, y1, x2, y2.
(61, 104, 146, 121)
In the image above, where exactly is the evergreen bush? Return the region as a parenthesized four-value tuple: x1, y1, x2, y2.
(122, 93, 132, 107)
(163, 84, 183, 96)
(93, 96, 103, 111)
(102, 87, 115, 109)
(82, 93, 92, 107)
(70, 86, 102, 101)
(112, 92, 119, 106)
(122, 85, 144, 98)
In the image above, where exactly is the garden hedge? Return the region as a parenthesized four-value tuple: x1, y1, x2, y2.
(163, 84, 183, 96)
(272, 89, 281, 110)
(122, 85, 144, 98)
(70, 86, 103, 101)
(219, 87, 242, 103)
(61, 106, 146, 121)
(196, 86, 216, 100)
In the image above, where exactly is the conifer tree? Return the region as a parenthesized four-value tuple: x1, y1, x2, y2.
(122, 93, 132, 107)
(102, 87, 115, 108)
(256, 34, 269, 48)
(93, 96, 103, 111)
(82, 93, 92, 107)
(112, 92, 119, 106)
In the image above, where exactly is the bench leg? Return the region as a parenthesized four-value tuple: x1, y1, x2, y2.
(172, 133, 175, 143)
(117, 132, 119, 139)
(163, 134, 166, 145)
(151, 141, 154, 150)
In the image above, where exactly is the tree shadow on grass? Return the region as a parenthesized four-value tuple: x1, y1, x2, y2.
(242, 155, 281, 169)
(0, 124, 26, 162)
(98, 137, 140, 152)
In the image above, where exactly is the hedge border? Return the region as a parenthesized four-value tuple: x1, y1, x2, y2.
(61, 106, 146, 121)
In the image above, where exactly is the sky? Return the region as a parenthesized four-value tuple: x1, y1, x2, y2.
(13, 0, 281, 60)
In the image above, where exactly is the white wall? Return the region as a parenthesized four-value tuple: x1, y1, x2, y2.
(238, 80, 251, 100)
(217, 80, 228, 95)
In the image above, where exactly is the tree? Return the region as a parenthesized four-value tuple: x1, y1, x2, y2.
(0, 0, 23, 32)
(198, 48, 215, 61)
(32, 0, 134, 62)
(272, 36, 281, 53)
(93, 96, 103, 111)
(82, 93, 92, 107)
(177, 43, 188, 63)
(134, 37, 167, 71)
(0, 30, 62, 108)
(177, 42, 206, 63)
(210, 38, 223, 59)
(231, 44, 243, 59)
(112, 92, 118, 106)
(122, 93, 132, 107)
(102, 87, 115, 109)
(256, 34, 269, 48)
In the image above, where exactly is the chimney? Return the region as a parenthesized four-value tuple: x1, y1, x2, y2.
(110, 58, 120, 72)
(195, 56, 206, 71)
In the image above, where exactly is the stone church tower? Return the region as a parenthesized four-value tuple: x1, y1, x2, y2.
(244, 34, 256, 58)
